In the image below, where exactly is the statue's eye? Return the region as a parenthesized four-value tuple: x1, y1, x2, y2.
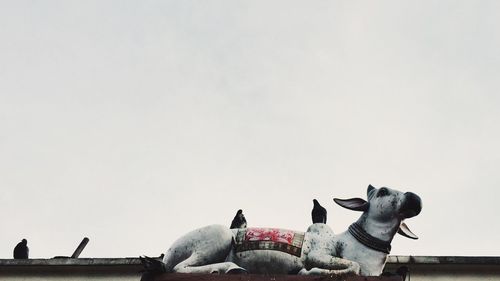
(378, 188, 389, 197)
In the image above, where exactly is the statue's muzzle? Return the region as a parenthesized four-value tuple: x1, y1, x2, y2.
(400, 192, 422, 218)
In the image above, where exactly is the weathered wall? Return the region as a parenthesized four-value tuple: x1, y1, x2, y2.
(1, 256, 500, 281)
(151, 273, 400, 281)
(385, 256, 500, 281)
(0, 272, 140, 281)
(0, 258, 142, 281)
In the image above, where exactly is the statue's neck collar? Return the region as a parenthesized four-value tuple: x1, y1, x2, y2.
(348, 222, 391, 254)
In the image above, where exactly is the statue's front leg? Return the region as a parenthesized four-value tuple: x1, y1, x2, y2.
(298, 266, 358, 276)
(300, 252, 360, 275)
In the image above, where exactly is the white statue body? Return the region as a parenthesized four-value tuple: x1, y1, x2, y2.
(161, 185, 422, 276)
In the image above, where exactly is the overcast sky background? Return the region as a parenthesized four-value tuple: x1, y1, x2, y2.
(1, 1, 500, 259)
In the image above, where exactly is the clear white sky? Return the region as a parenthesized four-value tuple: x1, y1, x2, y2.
(1, 1, 500, 258)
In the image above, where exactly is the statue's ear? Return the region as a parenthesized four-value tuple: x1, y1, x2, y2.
(367, 184, 376, 199)
(397, 222, 418, 240)
(333, 198, 369, 212)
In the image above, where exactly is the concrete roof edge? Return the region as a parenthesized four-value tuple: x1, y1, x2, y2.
(2, 256, 500, 267)
(0, 258, 142, 266)
(387, 256, 500, 265)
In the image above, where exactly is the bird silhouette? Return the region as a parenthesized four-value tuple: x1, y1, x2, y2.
(13, 239, 29, 259)
(312, 199, 327, 224)
(230, 209, 247, 229)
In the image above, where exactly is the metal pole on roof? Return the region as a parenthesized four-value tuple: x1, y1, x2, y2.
(71, 237, 90, 258)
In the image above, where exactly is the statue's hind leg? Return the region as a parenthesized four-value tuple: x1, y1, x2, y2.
(163, 225, 246, 274)
(173, 254, 246, 274)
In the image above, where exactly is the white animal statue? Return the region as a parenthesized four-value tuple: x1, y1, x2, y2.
(159, 185, 422, 276)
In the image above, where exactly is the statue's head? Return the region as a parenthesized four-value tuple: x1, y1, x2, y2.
(334, 185, 422, 239)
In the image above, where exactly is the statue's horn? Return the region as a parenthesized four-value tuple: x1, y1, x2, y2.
(397, 222, 418, 240)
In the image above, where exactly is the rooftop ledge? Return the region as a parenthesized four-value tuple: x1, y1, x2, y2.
(1, 256, 500, 267)
(1, 257, 500, 281)
(0, 257, 142, 267)
(388, 256, 500, 265)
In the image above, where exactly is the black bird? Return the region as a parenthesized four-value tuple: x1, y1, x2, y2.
(230, 209, 247, 229)
(13, 239, 29, 259)
(312, 199, 327, 224)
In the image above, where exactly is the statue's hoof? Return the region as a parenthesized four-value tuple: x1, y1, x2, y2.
(298, 268, 308, 275)
(226, 266, 248, 274)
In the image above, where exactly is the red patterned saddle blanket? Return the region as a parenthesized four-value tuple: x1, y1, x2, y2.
(234, 228, 305, 257)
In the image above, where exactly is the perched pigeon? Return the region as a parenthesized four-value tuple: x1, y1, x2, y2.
(230, 209, 247, 229)
(312, 199, 327, 224)
(13, 239, 29, 259)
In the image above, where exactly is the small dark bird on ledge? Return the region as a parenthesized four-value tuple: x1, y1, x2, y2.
(312, 199, 327, 224)
(230, 209, 247, 229)
(13, 239, 29, 259)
